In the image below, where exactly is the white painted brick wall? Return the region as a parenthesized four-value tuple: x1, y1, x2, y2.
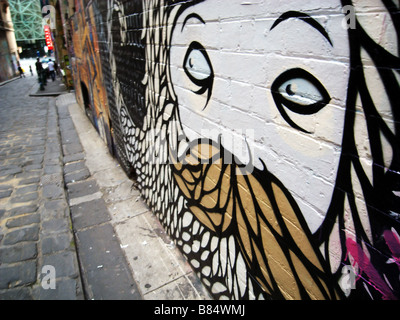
(169, 0, 396, 237)
(72, 0, 400, 300)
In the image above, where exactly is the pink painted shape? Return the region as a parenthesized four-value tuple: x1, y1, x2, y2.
(384, 229, 400, 269)
(346, 238, 397, 300)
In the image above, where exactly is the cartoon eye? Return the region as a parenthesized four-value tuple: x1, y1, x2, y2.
(185, 48, 212, 80)
(271, 68, 331, 133)
(183, 41, 214, 106)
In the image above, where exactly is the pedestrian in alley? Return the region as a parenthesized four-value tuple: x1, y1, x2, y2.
(48, 59, 56, 81)
(35, 58, 45, 90)
(18, 65, 25, 78)
(35, 58, 42, 75)
(29, 65, 33, 76)
(54, 61, 59, 78)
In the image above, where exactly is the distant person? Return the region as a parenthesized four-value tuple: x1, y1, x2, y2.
(54, 61, 59, 77)
(35, 58, 43, 74)
(48, 59, 55, 81)
(29, 65, 33, 76)
(35, 58, 45, 90)
(18, 65, 25, 78)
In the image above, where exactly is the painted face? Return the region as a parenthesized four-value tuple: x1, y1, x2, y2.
(169, 0, 350, 232)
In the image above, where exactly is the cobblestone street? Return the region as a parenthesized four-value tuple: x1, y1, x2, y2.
(0, 76, 84, 299)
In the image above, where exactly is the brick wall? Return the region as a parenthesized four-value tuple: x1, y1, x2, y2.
(70, 0, 400, 300)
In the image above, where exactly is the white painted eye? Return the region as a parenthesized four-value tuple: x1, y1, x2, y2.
(278, 78, 325, 106)
(182, 41, 214, 105)
(184, 48, 212, 81)
(272, 68, 331, 133)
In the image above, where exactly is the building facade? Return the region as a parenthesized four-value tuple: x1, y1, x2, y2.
(0, 0, 18, 82)
(43, 0, 73, 89)
(8, 0, 46, 58)
(63, 0, 400, 300)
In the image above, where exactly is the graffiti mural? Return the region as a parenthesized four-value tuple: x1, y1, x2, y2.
(103, 0, 400, 299)
(69, 0, 114, 154)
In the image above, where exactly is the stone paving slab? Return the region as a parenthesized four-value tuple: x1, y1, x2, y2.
(57, 94, 143, 300)
(70, 199, 111, 230)
(74, 223, 142, 300)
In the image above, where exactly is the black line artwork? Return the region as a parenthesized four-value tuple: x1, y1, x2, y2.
(104, 0, 400, 299)
(271, 68, 332, 133)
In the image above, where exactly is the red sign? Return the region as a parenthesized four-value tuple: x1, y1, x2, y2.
(44, 25, 54, 51)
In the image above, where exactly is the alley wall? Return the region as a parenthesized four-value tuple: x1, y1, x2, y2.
(68, 0, 400, 300)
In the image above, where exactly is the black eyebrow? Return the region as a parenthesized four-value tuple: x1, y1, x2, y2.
(182, 13, 206, 31)
(270, 11, 333, 46)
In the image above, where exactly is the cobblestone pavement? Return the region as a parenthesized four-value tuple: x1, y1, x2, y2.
(0, 76, 83, 299)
